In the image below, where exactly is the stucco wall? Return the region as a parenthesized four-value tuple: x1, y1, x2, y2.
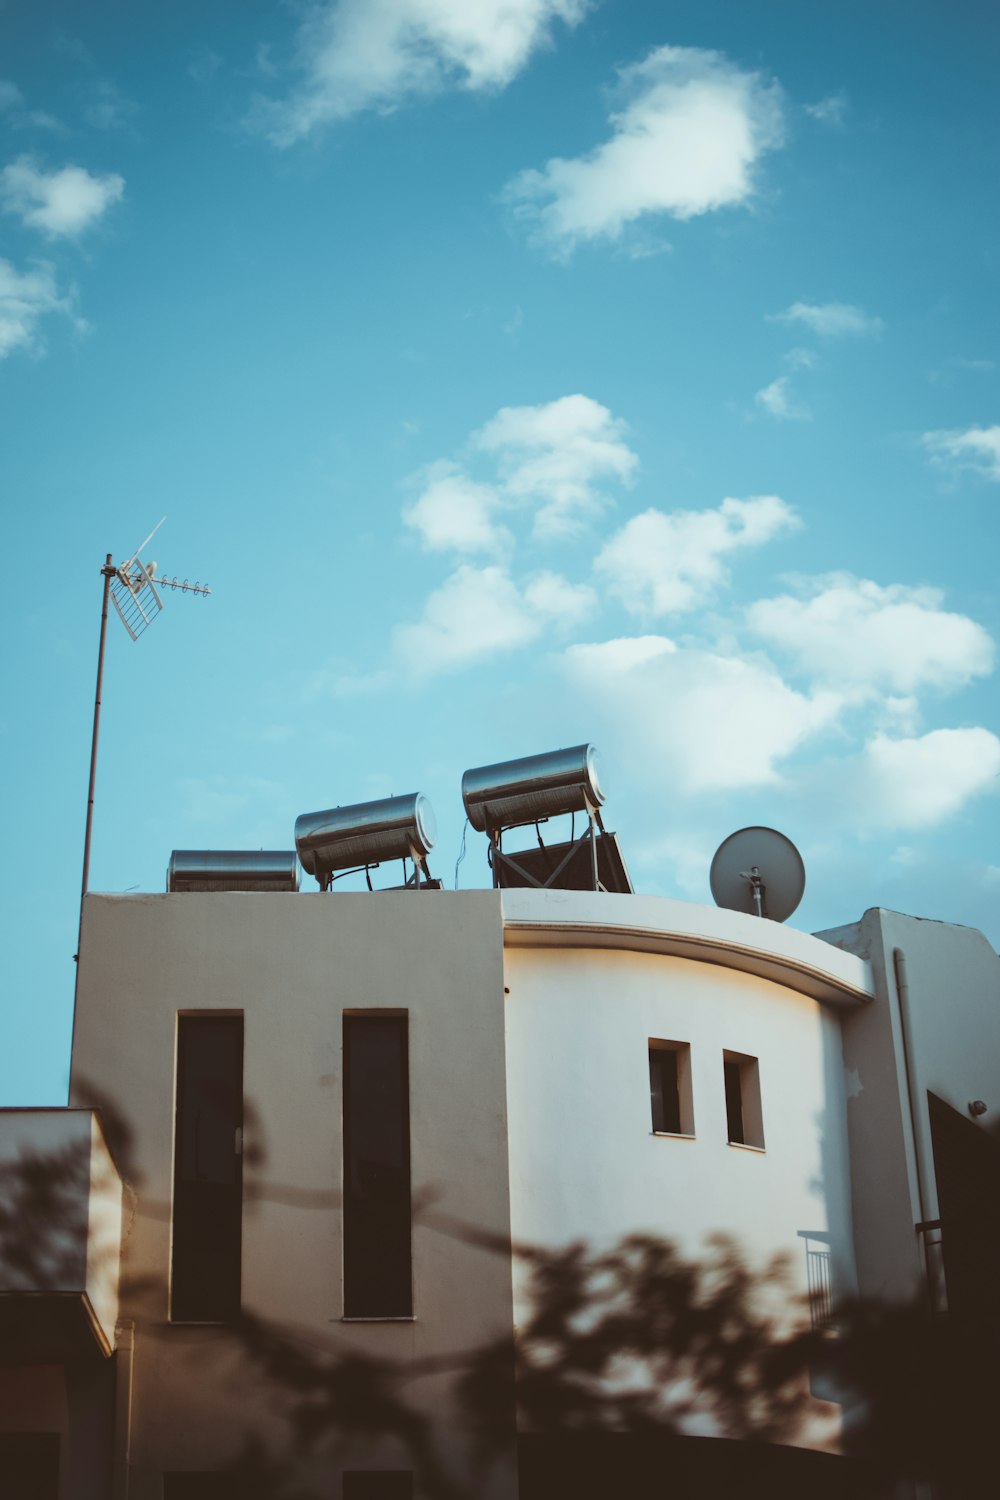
(502, 945, 856, 1274)
(71, 890, 514, 1499)
(502, 936, 858, 1450)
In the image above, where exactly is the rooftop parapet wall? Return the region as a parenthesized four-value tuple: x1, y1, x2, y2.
(502, 889, 874, 1008)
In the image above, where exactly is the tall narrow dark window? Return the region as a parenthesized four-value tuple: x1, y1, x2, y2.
(650, 1047, 680, 1134)
(343, 1014, 412, 1318)
(171, 1015, 243, 1322)
(723, 1058, 745, 1144)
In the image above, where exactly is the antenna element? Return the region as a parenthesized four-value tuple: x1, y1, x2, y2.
(80, 520, 212, 900)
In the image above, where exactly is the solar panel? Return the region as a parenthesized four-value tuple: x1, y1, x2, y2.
(492, 832, 633, 895)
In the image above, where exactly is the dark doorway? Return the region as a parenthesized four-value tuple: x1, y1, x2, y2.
(928, 1091, 1000, 1328)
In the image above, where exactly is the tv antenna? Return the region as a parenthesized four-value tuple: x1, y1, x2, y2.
(709, 826, 806, 922)
(80, 519, 211, 905)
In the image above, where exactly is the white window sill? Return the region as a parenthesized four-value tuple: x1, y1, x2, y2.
(650, 1131, 696, 1140)
(726, 1140, 766, 1153)
(336, 1315, 417, 1324)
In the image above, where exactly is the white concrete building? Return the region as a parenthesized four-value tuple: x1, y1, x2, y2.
(1, 875, 998, 1498)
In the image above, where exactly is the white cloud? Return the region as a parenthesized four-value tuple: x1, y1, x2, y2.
(84, 80, 137, 131)
(804, 93, 847, 126)
(403, 395, 635, 549)
(403, 462, 508, 554)
(473, 393, 637, 537)
(747, 575, 995, 694)
(952, 358, 995, 374)
(0, 258, 77, 358)
(923, 424, 1000, 483)
(328, 668, 393, 697)
(257, 0, 589, 144)
(596, 495, 800, 616)
(754, 374, 810, 421)
(755, 347, 818, 420)
(770, 301, 883, 337)
(504, 45, 785, 254)
(1, 156, 124, 238)
(563, 636, 841, 792)
(24, 111, 64, 133)
(851, 729, 1000, 828)
(926, 357, 996, 388)
(523, 569, 596, 625)
(0, 84, 62, 131)
(188, 50, 225, 85)
(394, 563, 594, 676)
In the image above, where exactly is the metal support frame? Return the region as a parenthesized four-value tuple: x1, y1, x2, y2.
(318, 843, 433, 893)
(487, 797, 609, 893)
(741, 864, 766, 918)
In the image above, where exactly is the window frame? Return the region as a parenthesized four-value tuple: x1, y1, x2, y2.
(722, 1049, 765, 1150)
(648, 1038, 695, 1138)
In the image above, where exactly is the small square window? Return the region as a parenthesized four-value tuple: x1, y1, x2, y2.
(723, 1050, 764, 1148)
(648, 1040, 694, 1136)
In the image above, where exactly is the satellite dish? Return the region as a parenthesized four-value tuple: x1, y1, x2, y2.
(709, 826, 805, 922)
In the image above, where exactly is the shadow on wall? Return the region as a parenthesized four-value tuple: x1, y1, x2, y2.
(2, 1096, 999, 1499)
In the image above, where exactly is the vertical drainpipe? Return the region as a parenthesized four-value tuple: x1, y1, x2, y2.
(112, 1320, 134, 1500)
(891, 947, 944, 1312)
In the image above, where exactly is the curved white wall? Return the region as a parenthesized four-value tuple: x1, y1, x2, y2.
(502, 941, 858, 1311)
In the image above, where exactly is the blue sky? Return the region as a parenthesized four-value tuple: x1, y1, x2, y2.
(2, 0, 997, 1104)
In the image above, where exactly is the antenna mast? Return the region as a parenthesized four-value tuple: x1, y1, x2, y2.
(78, 520, 211, 912)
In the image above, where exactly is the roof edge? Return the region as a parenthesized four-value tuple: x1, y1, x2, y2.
(501, 890, 874, 1008)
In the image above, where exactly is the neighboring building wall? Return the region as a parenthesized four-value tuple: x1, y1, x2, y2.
(0, 1107, 123, 1353)
(819, 909, 1000, 1305)
(0, 1108, 123, 1499)
(869, 909, 1000, 1220)
(71, 890, 515, 1500)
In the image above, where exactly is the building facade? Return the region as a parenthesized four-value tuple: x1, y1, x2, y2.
(1, 884, 998, 1497)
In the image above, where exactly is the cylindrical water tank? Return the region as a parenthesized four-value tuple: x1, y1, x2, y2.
(167, 850, 301, 893)
(294, 793, 436, 882)
(461, 744, 605, 833)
